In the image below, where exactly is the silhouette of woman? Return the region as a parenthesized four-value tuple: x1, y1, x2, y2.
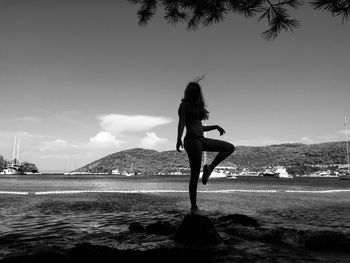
(176, 80, 235, 214)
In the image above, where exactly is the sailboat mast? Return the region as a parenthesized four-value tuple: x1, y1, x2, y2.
(12, 136, 17, 163)
(345, 117, 350, 173)
(203, 121, 207, 164)
(16, 138, 20, 164)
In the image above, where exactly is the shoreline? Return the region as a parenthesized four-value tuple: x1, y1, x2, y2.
(1, 213, 349, 263)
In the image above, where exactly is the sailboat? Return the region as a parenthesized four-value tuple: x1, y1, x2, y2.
(1, 136, 24, 175)
(340, 117, 350, 180)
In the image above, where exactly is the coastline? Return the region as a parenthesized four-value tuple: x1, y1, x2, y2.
(1, 213, 349, 263)
(1, 176, 349, 262)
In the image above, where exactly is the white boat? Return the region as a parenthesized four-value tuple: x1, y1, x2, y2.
(339, 171, 350, 180)
(227, 174, 238, 179)
(170, 168, 183, 175)
(340, 117, 350, 180)
(1, 137, 24, 175)
(274, 166, 293, 179)
(1, 166, 23, 175)
(122, 163, 136, 176)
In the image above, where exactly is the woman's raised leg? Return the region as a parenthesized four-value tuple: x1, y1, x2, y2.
(202, 138, 235, 184)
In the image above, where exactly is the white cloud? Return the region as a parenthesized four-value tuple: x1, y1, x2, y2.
(0, 131, 49, 139)
(39, 139, 68, 151)
(301, 136, 313, 143)
(232, 138, 291, 146)
(140, 132, 168, 149)
(88, 131, 124, 149)
(98, 114, 172, 135)
(340, 130, 349, 135)
(14, 116, 43, 122)
(318, 135, 335, 141)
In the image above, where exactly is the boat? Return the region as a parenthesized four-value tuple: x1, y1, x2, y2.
(170, 168, 183, 175)
(1, 137, 24, 175)
(274, 166, 293, 178)
(262, 169, 275, 177)
(112, 168, 120, 175)
(340, 117, 350, 180)
(226, 174, 238, 179)
(122, 163, 136, 176)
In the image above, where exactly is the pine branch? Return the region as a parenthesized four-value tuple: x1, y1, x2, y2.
(136, 0, 157, 26)
(260, 0, 301, 40)
(310, 0, 350, 23)
(128, 0, 348, 40)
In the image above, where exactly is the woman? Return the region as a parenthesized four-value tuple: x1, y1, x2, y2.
(176, 81, 235, 214)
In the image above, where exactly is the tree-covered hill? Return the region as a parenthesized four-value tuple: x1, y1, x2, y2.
(0, 155, 5, 170)
(75, 141, 349, 174)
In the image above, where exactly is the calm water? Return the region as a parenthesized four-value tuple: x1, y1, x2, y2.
(0, 175, 350, 258)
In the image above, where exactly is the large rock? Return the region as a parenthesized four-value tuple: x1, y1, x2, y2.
(128, 222, 144, 233)
(67, 243, 213, 263)
(145, 221, 175, 235)
(216, 214, 259, 227)
(0, 252, 65, 263)
(304, 231, 350, 252)
(174, 214, 221, 245)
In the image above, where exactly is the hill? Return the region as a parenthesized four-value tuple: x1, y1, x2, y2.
(75, 141, 349, 174)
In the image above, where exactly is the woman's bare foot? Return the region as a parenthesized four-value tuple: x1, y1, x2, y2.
(202, 164, 212, 185)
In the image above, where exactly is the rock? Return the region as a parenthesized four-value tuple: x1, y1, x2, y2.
(216, 214, 259, 227)
(67, 243, 213, 263)
(0, 251, 65, 263)
(304, 231, 350, 252)
(145, 221, 174, 235)
(280, 229, 304, 247)
(174, 214, 221, 245)
(128, 222, 144, 232)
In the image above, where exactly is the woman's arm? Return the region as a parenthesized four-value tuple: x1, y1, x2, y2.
(203, 125, 218, 132)
(176, 103, 186, 152)
(203, 124, 226, 135)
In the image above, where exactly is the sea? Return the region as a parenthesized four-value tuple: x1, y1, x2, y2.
(0, 175, 350, 259)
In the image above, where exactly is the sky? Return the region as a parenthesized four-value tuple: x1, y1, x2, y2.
(0, 0, 349, 172)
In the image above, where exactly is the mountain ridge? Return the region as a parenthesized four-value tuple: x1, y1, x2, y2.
(75, 141, 349, 174)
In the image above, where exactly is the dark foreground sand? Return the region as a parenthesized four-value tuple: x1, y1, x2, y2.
(1, 213, 349, 263)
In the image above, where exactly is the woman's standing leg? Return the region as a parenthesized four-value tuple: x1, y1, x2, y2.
(202, 138, 235, 184)
(184, 138, 203, 211)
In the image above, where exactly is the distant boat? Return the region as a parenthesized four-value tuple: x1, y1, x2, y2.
(262, 169, 275, 177)
(274, 166, 293, 179)
(226, 174, 237, 179)
(112, 168, 120, 175)
(1, 137, 24, 175)
(122, 163, 136, 176)
(340, 117, 350, 180)
(170, 168, 183, 175)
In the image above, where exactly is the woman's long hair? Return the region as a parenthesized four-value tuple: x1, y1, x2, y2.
(181, 82, 209, 120)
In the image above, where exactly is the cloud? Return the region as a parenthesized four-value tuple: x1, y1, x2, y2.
(39, 139, 68, 151)
(140, 132, 167, 149)
(232, 138, 291, 146)
(301, 136, 313, 143)
(0, 131, 49, 139)
(14, 116, 43, 122)
(340, 130, 349, 135)
(318, 135, 335, 141)
(98, 114, 172, 135)
(88, 131, 124, 149)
